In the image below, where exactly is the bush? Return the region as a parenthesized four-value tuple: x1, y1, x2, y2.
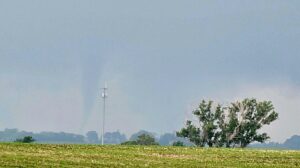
(121, 134, 159, 146)
(121, 141, 138, 145)
(172, 141, 184, 146)
(136, 134, 159, 145)
(15, 136, 35, 143)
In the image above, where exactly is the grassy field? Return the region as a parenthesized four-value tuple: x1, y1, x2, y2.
(0, 143, 300, 167)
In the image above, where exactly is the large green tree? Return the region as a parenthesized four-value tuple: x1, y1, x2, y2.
(177, 98, 278, 148)
(177, 100, 223, 147)
(225, 99, 278, 147)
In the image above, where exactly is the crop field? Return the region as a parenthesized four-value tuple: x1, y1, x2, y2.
(0, 143, 300, 167)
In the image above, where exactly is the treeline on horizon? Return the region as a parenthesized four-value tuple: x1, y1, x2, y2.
(0, 128, 191, 146)
(0, 128, 300, 150)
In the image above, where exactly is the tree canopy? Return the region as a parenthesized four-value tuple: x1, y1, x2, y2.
(121, 134, 159, 146)
(177, 98, 278, 148)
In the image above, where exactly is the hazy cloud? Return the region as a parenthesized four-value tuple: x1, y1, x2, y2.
(0, 1, 299, 142)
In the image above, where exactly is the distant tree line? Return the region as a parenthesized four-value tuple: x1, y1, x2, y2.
(0, 129, 86, 144)
(0, 98, 280, 148)
(250, 135, 300, 150)
(3, 128, 300, 149)
(0, 129, 189, 146)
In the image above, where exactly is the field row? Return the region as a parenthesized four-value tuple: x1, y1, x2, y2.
(0, 143, 299, 167)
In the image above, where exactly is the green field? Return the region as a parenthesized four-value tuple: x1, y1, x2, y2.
(0, 143, 300, 167)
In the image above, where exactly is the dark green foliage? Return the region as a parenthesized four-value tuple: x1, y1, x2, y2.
(172, 141, 184, 146)
(177, 121, 202, 146)
(136, 134, 159, 145)
(225, 99, 278, 148)
(121, 134, 159, 146)
(121, 141, 138, 145)
(15, 136, 35, 143)
(129, 130, 155, 141)
(177, 100, 223, 147)
(177, 98, 279, 148)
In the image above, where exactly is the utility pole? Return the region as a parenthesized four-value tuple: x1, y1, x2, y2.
(101, 83, 108, 145)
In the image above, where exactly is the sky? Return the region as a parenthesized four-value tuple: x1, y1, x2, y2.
(0, 0, 299, 142)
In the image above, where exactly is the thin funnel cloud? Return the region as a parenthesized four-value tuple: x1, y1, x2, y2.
(79, 40, 113, 130)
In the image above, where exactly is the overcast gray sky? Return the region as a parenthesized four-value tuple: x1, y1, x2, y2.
(0, 1, 299, 142)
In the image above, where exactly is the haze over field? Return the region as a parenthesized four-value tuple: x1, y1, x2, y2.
(0, 1, 299, 143)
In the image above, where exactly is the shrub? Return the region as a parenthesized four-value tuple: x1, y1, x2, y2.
(15, 136, 35, 143)
(121, 134, 159, 146)
(172, 141, 184, 146)
(121, 141, 138, 145)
